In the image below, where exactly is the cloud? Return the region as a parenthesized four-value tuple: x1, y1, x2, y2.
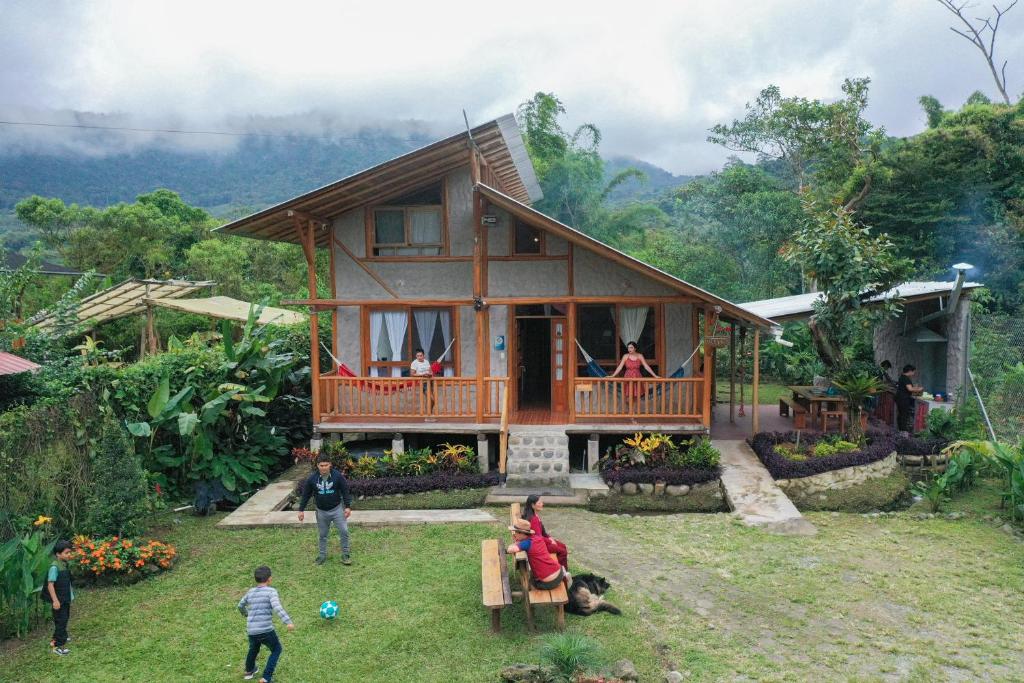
(1, 0, 1022, 172)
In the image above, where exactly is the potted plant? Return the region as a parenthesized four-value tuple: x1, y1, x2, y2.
(832, 371, 884, 444)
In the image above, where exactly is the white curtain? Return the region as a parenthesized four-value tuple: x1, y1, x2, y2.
(438, 309, 454, 376)
(413, 309, 439, 360)
(618, 306, 649, 346)
(410, 209, 441, 244)
(369, 311, 385, 377)
(383, 311, 408, 377)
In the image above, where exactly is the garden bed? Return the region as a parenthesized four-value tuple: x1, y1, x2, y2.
(748, 430, 896, 480)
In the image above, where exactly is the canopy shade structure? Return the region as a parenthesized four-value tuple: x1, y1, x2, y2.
(147, 296, 306, 325)
(30, 279, 215, 331)
(0, 351, 41, 376)
(740, 281, 984, 324)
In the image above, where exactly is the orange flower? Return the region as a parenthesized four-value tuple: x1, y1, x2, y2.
(135, 560, 144, 567)
(122, 540, 133, 548)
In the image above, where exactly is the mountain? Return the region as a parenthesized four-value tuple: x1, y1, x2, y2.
(603, 156, 693, 204)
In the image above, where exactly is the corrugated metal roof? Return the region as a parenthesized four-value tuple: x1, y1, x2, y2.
(0, 351, 41, 376)
(741, 281, 984, 322)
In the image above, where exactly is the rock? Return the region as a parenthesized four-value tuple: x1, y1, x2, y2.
(653, 481, 666, 496)
(611, 659, 640, 682)
(622, 482, 638, 495)
(499, 663, 548, 682)
(666, 484, 690, 496)
(614, 482, 622, 493)
(945, 512, 963, 520)
(1001, 523, 1015, 535)
(638, 483, 654, 495)
(993, 517, 1004, 526)
(665, 672, 685, 683)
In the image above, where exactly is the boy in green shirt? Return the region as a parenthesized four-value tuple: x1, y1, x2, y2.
(46, 540, 75, 655)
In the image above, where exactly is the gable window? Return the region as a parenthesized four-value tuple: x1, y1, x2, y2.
(371, 182, 446, 256)
(512, 219, 544, 255)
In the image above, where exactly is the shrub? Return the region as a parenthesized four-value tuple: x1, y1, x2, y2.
(749, 431, 895, 479)
(82, 420, 148, 537)
(538, 632, 603, 683)
(600, 466, 720, 487)
(347, 471, 498, 497)
(672, 436, 721, 468)
(69, 535, 176, 583)
(0, 519, 54, 639)
(894, 435, 949, 456)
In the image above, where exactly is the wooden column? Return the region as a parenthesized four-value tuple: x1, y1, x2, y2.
(473, 188, 485, 421)
(294, 215, 321, 424)
(701, 307, 715, 429)
(752, 328, 761, 435)
(146, 304, 158, 355)
(567, 302, 577, 421)
(729, 324, 736, 424)
(691, 305, 701, 375)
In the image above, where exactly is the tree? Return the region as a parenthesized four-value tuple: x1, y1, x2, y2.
(83, 419, 148, 537)
(935, 0, 1018, 104)
(708, 78, 886, 210)
(781, 201, 912, 373)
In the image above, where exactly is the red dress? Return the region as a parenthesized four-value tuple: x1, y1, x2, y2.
(623, 356, 643, 398)
(529, 515, 569, 571)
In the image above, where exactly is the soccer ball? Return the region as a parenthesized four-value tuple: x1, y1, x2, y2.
(319, 600, 339, 620)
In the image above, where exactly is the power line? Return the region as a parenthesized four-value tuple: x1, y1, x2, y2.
(0, 119, 426, 141)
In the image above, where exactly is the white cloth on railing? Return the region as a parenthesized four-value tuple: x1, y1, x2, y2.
(618, 306, 649, 346)
(438, 309, 454, 376)
(369, 311, 385, 377)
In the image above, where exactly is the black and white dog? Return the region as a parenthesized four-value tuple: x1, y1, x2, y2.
(566, 573, 622, 616)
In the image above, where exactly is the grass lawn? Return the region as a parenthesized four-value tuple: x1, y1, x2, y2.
(6, 480, 1024, 681)
(1, 515, 658, 683)
(354, 487, 489, 510)
(716, 381, 788, 405)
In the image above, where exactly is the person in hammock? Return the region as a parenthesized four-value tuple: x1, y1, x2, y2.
(609, 341, 658, 398)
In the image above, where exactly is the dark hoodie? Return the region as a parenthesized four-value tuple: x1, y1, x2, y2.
(298, 468, 352, 511)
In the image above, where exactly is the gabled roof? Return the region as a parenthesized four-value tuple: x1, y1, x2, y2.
(477, 184, 778, 330)
(148, 295, 305, 325)
(214, 114, 541, 247)
(30, 279, 214, 331)
(741, 281, 984, 323)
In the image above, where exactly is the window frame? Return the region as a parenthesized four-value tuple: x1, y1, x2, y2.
(575, 303, 661, 375)
(510, 218, 546, 257)
(365, 179, 449, 259)
(361, 305, 460, 376)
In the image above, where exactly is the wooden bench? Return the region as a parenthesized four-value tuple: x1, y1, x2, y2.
(508, 503, 568, 632)
(481, 539, 512, 633)
(779, 397, 808, 429)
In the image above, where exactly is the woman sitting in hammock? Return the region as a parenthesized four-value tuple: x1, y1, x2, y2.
(609, 341, 658, 397)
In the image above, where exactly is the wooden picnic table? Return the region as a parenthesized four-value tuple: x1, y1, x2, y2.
(788, 386, 848, 425)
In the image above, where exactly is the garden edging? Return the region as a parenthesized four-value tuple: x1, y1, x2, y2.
(775, 452, 899, 497)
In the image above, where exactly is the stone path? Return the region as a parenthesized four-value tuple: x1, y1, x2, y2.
(713, 439, 817, 535)
(217, 481, 496, 529)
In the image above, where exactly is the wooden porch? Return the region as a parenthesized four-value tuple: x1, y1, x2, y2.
(314, 374, 709, 429)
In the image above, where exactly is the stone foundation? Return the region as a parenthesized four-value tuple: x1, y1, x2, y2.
(505, 430, 571, 487)
(775, 453, 906, 510)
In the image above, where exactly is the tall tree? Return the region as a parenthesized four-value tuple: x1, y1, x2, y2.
(935, 0, 1018, 104)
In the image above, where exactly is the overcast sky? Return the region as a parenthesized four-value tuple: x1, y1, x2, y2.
(2, 0, 1022, 174)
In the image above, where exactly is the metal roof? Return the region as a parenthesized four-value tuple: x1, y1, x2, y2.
(30, 279, 215, 331)
(214, 114, 541, 248)
(0, 351, 41, 376)
(147, 296, 306, 325)
(741, 281, 984, 323)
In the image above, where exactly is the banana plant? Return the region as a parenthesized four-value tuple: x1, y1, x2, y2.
(0, 529, 54, 638)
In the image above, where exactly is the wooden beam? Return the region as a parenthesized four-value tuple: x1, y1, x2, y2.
(752, 328, 761, 435)
(567, 243, 574, 296)
(701, 307, 717, 429)
(474, 188, 485, 421)
(282, 295, 696, 308)
(331, 236, 400, 299)
(729, 325, 736, 424)
(295, 216, 322, 424)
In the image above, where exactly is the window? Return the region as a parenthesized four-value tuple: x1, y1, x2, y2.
(512, 219, 544, 255)
(367, 307, 456, 377)
(576, 304, 659, 374)
(370, 183, 445, 256)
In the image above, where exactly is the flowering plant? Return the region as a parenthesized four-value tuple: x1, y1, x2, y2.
(70, 535, 177, 582)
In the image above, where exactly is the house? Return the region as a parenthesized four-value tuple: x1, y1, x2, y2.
(217, 114, 776, 486)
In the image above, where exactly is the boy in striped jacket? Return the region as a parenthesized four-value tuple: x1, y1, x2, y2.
(238, 566, 294, 682)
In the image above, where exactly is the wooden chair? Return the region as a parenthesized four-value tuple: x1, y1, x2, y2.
(820, 410, 846, 433)
(780, 397, 808, 429)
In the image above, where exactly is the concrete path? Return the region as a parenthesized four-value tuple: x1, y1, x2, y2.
(217, 481, 496, 529)
(714, 439, 817, 536)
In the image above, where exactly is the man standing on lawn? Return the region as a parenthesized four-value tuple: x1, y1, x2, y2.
(297, 454, 353, 565)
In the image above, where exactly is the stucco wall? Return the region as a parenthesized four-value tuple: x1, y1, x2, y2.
(872, 293, 971, 399)
(488, 260, 568, 297)
(572, 248, 677, 297)
(665, 303, 694, 373)
(488, 305, 509, 377)
(447, 167, 474, 257)
(336, 306, 361, 370)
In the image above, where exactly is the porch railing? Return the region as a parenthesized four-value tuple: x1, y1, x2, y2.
(317, 375, 508, 421)
(573, 377, 704, 421)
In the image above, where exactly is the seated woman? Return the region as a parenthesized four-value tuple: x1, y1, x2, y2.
(609, 341, 658, 397)
(522, 494, 568, 571)
(506, 519, 570, 589)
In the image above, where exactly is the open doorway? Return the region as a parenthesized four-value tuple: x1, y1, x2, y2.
(516, 317, 551, 409)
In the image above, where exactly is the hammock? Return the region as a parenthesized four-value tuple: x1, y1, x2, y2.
(319, 339, 456, 394)
(574, 340, 695, 380)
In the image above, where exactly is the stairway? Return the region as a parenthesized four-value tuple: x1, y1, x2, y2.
(504, 426, 571, 488)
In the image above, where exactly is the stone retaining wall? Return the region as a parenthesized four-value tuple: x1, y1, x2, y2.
(591, 478, 725, 513)
(608, 478, 724, 502)
(776, 453, 899, 498)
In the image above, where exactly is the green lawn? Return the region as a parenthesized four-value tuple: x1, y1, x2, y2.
(716, 381, 788, 405)
(5, 480, 1024, 681)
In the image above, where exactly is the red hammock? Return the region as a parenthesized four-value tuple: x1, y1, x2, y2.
(330, 362, 439, 395)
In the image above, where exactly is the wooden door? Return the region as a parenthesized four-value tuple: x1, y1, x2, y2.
(550, 317, 567, 413)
